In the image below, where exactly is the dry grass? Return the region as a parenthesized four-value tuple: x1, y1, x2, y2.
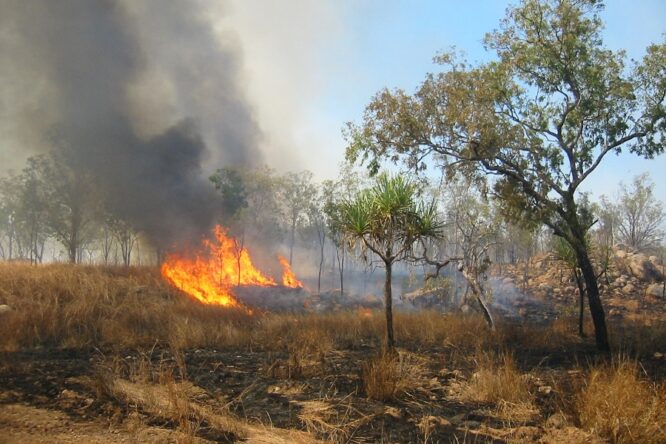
(576, 359, 666, 443)
(1, 263, 663, 359)
(0, 263, 498, 354)
(91, 347, 321, 443)
(361, 351, 427, 401)
(461, 351, 533, 405)
(296, 398, 374, 443)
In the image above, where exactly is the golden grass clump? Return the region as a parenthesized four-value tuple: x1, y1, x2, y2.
(361, 351, 426, 402)
(463, 351, 533, 405)
(576, 359, 666, 444)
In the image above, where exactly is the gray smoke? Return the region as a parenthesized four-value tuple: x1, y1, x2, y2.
(0, 0, 262, 246)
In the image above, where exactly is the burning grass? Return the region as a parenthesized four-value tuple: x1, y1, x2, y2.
(1, 263, 664, 357)
(2, 263, 666, 442)
(160, 225, 303, 307)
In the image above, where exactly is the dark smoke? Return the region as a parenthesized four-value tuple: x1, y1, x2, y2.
(0, 0, 262, 246)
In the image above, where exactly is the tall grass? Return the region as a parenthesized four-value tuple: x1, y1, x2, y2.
(361, 351, 427, 401)
(576, 359, 666, 443)
(0, 263, 663, 359)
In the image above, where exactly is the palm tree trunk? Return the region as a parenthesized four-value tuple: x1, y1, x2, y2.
(384, 261, 395, 350)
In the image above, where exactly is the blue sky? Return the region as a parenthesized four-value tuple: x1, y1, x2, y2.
(229, 0, 665, 202)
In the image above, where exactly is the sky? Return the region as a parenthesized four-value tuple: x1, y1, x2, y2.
(0, 0, 664, 205)
(223, 0, 666, 202)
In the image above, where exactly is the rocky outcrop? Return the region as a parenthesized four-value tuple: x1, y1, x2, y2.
(616, 251, 664, 282)
(495, 248, 666, 322)
(646, 283, 666, 300)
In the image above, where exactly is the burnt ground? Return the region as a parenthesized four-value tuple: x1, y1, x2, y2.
(3, 330, 661, 444)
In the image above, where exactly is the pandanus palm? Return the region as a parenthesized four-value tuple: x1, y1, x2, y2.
(339, 174, 444, 349)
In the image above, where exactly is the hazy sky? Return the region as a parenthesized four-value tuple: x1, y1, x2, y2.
(1, 0, 664, 204)
(225, 0, 666, 201)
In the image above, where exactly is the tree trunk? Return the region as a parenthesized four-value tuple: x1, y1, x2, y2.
(289, 217, 296, 266)
(317, 238, 324, 294)
(573, 268, 586, 338)
(68, 242, 76, 263)
(384, 261, 395, 350)
(575, 245, 610, 351)
(460, 267, 495, 330)
(336, 245, 345, 296)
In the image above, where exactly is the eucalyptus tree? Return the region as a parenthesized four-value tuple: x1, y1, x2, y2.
(38, 146, 98, 264)
(339, 174, 444, 349)
(279, 171, 317, 265)
(0, 159, 50, 262)
(346, 0, 665, 351)
(613, 173, 664, 252)
(210, 167, 250, 284)
(309, 184, 329, 294)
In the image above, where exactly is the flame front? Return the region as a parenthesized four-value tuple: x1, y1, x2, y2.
(278, 255, 303, 288)
(161, 225, 303, 306)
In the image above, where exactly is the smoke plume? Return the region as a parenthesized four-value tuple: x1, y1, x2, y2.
(0, 0, 262, 246)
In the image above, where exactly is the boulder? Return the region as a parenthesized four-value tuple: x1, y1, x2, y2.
(625, 253, 664, 282)
(646, 283, 666, 300)
(622, 284, 635, 295)
(0, 304, 11, 314)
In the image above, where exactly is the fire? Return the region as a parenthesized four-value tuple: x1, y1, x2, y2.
(278, 255, 303, 288)
(161, 225, 303, 306)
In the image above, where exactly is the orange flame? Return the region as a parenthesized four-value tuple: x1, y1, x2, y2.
(161, 225, 302, 306)
(278, 255, 303, 288)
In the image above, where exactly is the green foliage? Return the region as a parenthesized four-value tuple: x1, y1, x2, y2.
(345, 0, 665, 241)
(614, 173, 664, 251)
(339, 173, 444, 265)
(344, 0, 666, 350)
(209, 167, 248, 223)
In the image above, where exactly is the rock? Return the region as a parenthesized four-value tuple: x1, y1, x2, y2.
(546, 413, 568, 429)
(622, 284, 635, 294)
(0, 304, 12, 314)
(626, 254, 664, 282)
(653, 352, 664, 360)
(646, 283, 666, 299)
(538, 385, 553, 395)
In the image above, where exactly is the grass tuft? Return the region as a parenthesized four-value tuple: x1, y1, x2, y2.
(576, 359, 666, 443)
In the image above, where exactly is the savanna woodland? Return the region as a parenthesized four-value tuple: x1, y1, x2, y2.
(1, 0, 665, 442)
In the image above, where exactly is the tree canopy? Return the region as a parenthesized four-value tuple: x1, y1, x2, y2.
(339, 173, 444, 348)
(345, 0, 665, 351)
